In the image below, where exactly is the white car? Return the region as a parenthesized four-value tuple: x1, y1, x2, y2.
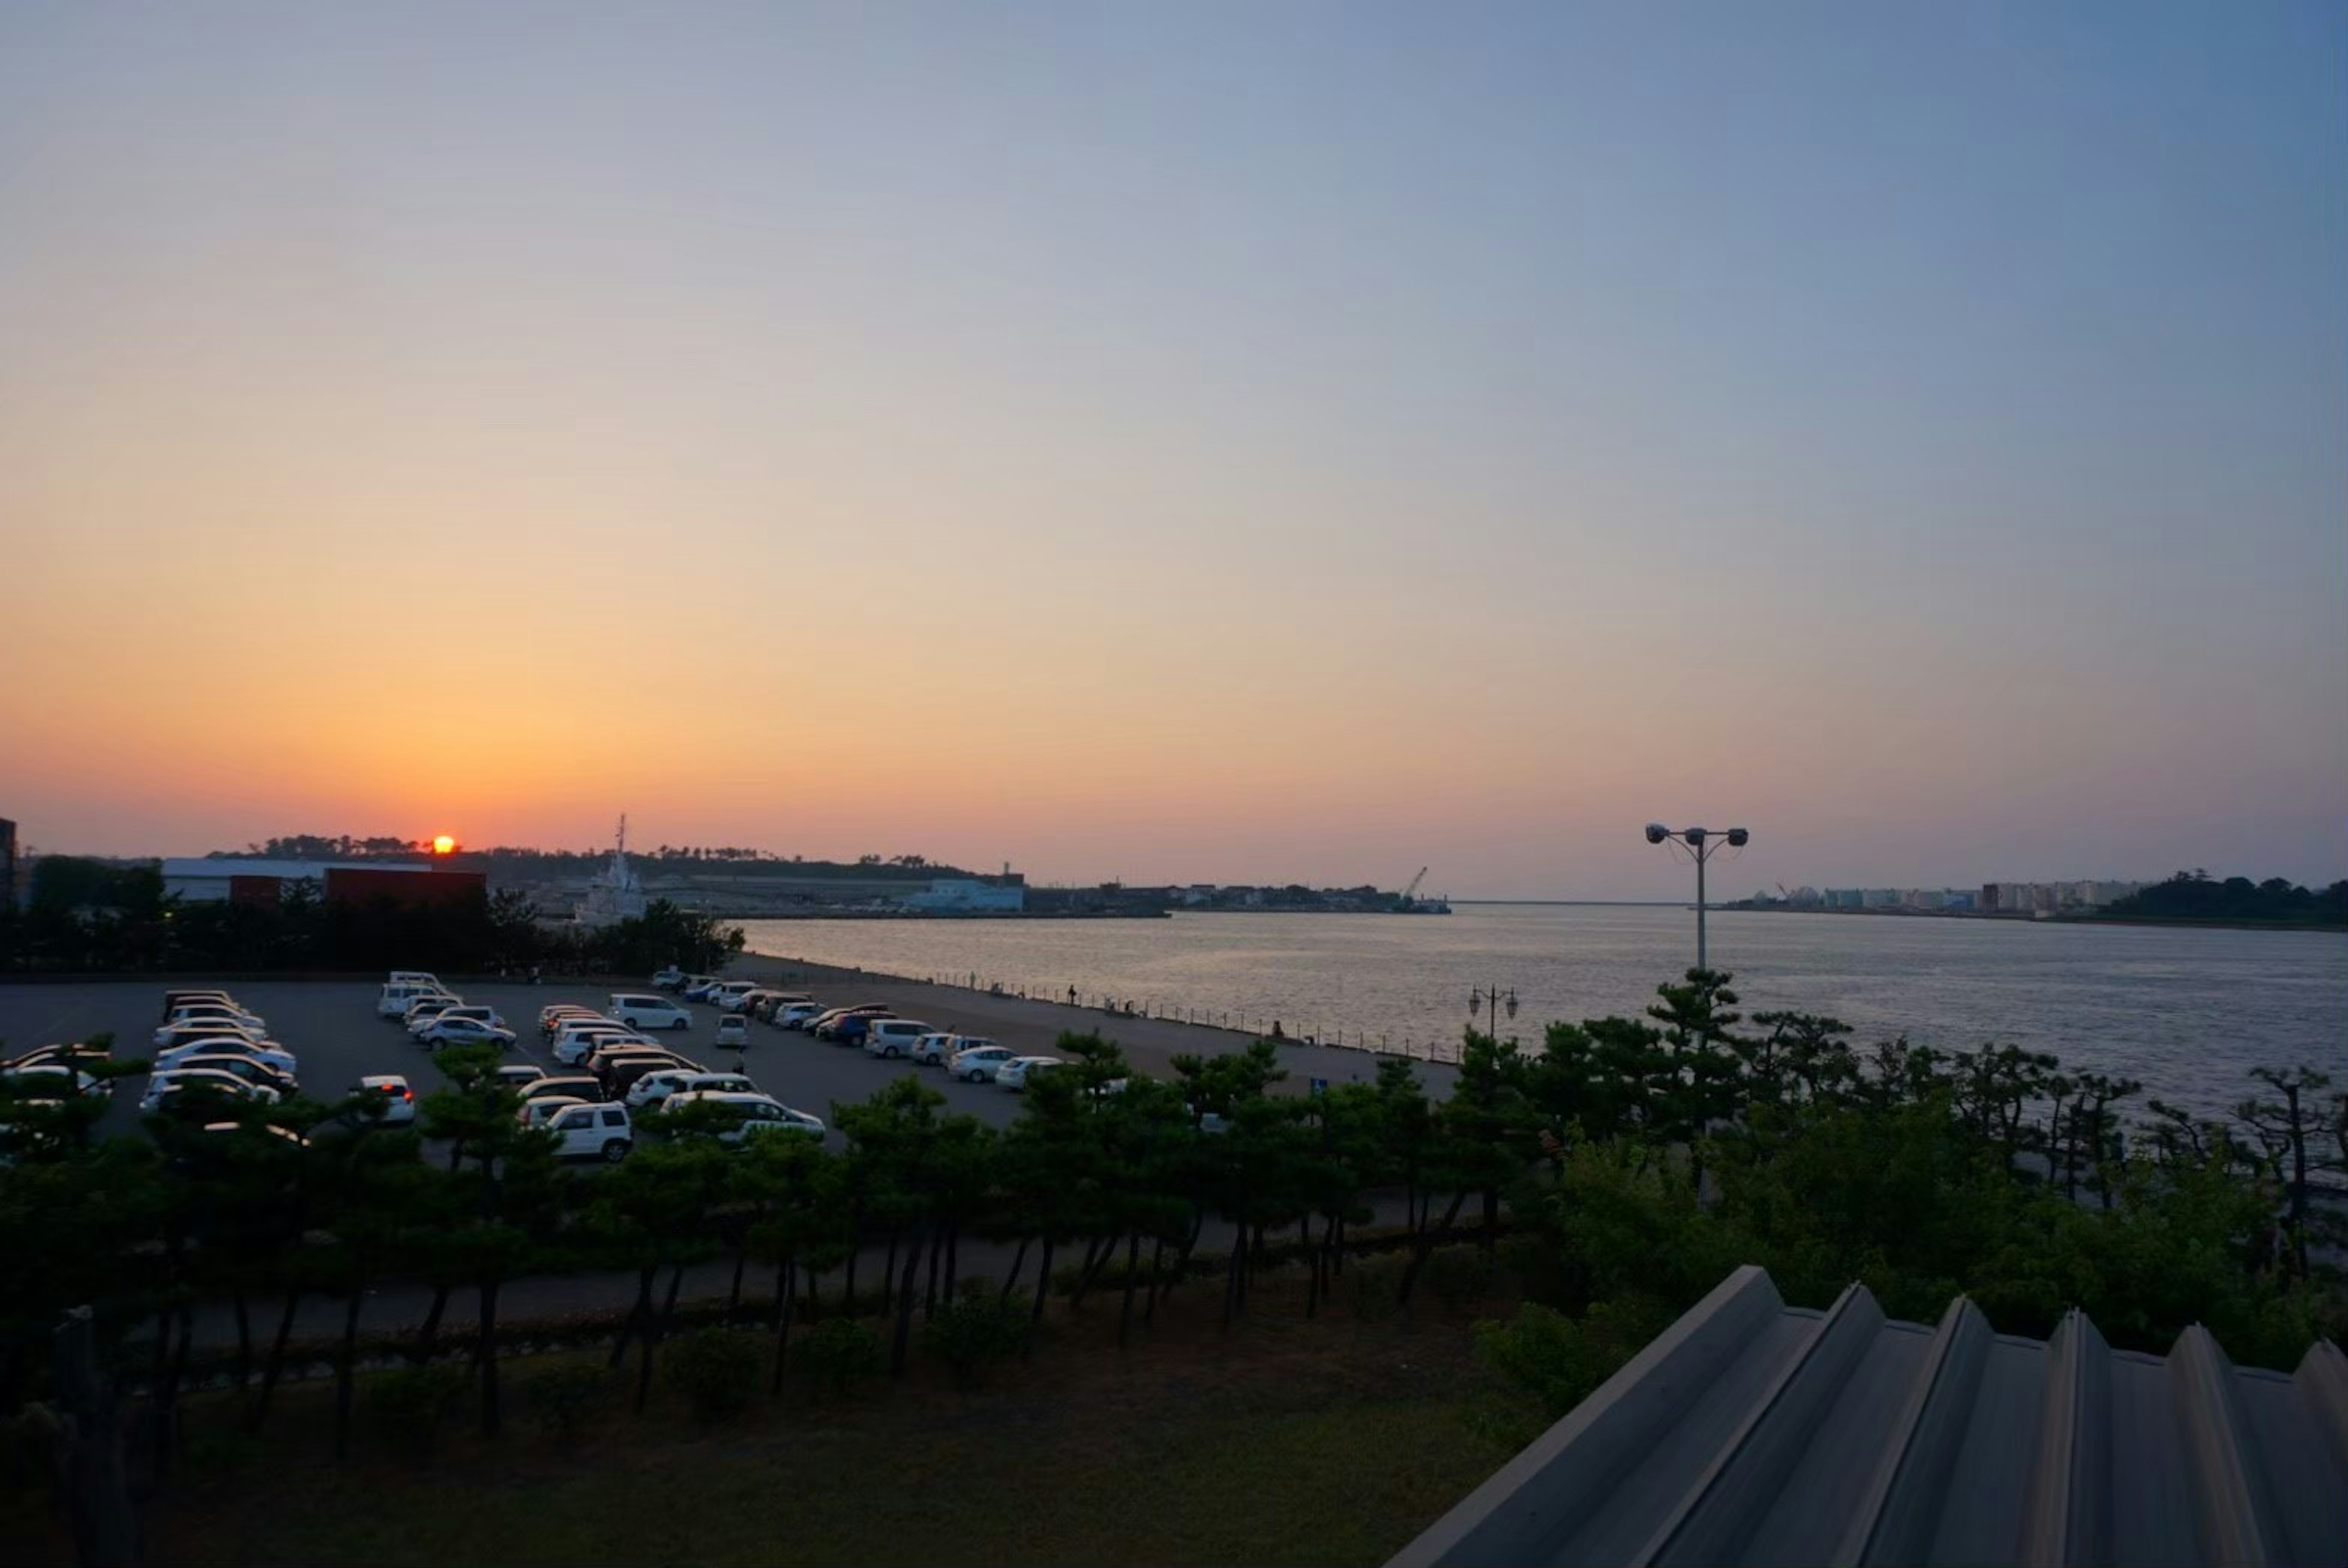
(711, 981, 761, 1012)
(651, 966, 687, 990)
(517, 1095, 593, 1128)
(911, 1032, 978, 1067)
(2, 1063, 106, 1100)
(495, 1064, 546, 1088)
(168, 1003, 268, 1035)
(522, 1075, 602, 1104)
(353, 1075, 418, 1125)
(142, 1070, 281, 1113)
(427, 1004, 508, 1032)
(609, 993, 693, 1031)
(417, 1016, 519, 1051)
(714, 1015, 749, 1049)
(154, 1037, 299, 1077)
(404, 996, 463, 1029)
(775, 1003, 824, 1030)
(863, 1020, 935, 1059)
(153, 1018, 264, 1051)
(555, 1028, 654, 1067)
(626, 1067, 717, 1110)
(389, 970, 443, 989)
(994, 1056, 1064, 1091)
(157, 1054, 295, 1097)
(663, 1091, 825, 1141)
(539, 1101, 634, 1161)
(660, 1072, 759, 1102)
(378, 982, 452, 1020)
(947, 1044, 1016, 1083)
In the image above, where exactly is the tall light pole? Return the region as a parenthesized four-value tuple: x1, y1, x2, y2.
(1469, 983, 1518, 1045)
(1644, 823, 1749, 971)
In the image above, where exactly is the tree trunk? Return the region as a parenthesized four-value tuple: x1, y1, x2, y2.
(334, 1280, 364, 1462)
(477, 1276, 503, 1438)
(413, 1283, 451, 1364)
(245, 1289, 301, 1434)
(844, 1239, 860, 1315)
(769, 1257, 797, 1396)
(231, 1290, 253, 1390)
(1030, 1239, 1057, 1326)
(1480, 1186, 1500, 1251)
(1396, 1190, 1472, 1307)
(659, 1262, 685, 1341)
(53, 1308, 136, 1568)
(1117, 1231, 1142, 1349)
(727, 1244, 748, 1320)
(160, 1301, 194, 1471)
(882, 1231, 899, 1314)
(944, 1222, 960, 1300)
(924, 1229, 942, 1318)
(610, 1267, 655, 1370)
(999, 1236, 1031, 1305)
(889, 1228, 925, 1375)
(1143, 1236, 1167, 1325)
(1222, 1232, 1243, 1330)
(146, 1302, 174, 1474)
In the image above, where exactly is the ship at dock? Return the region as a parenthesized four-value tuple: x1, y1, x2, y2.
(572, 815, 649, 926)
(1391, 867, 1452, 914)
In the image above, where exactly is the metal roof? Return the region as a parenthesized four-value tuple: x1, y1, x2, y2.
(1392, 1265, 2348, 1568)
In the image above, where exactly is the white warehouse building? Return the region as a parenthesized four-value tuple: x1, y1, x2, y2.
(899, 877, 1025, 913)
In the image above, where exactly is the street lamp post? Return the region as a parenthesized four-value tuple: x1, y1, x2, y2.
(1469, 984, 1518, 1051)
(1643, 823, 1750, 971)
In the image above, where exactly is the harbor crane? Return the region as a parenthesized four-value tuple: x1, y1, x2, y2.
(1402, 867, 1428, 904)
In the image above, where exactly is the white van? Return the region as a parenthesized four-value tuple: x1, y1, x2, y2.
(863, 1020, 934, 1059)
(378, 981, 451, 1020)
(608, 993, 692, 1031)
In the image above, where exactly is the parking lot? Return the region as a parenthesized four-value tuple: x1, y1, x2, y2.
(0, 977, 1088, 1146)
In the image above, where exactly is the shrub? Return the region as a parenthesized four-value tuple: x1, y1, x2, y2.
(796, 1319, 881, 1397)
(665, 1328, 763, 1423)
(921, 1286, 1031, 1386)
(366, 1364, 468, 1457)
(1473, 1297, 1674, 1418)
(519, 1362, 611, 1436)
(1427, 1245, 1502, 1310)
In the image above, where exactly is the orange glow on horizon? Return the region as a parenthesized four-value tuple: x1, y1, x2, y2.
(431, 835, 458, 856)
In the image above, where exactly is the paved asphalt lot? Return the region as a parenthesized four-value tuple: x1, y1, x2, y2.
(0, 977, 1103, 1144)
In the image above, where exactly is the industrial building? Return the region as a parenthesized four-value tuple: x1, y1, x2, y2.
(898, 876, 1026, 913)
(159, 858, 486, 908)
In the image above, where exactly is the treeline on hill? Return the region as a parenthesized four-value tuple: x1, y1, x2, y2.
(224, 836, 979, 881)
(1, 972, 2340, 1534)
(2102, 869, 2348, 926)
(0, 858, 739, 975)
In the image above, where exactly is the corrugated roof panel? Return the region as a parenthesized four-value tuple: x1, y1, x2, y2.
(1389, 1269, 2348, 1568)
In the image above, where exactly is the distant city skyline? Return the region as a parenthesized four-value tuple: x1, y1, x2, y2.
(2, 5, 2342, 901)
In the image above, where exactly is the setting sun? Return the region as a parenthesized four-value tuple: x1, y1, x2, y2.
(431, 835, 457, 856)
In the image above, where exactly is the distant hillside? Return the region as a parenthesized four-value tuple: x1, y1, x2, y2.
(2099, 870, 2346, 927)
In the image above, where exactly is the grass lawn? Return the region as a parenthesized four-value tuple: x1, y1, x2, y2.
(20, 1260, 1534, 1566)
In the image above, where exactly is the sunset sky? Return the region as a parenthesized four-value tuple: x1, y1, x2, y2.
(3, 4, 2342, 898)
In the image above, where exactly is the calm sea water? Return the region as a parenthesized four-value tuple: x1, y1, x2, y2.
(737, 905, 2347, 1118)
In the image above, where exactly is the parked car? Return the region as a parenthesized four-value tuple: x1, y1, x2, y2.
(556, 1030, 654, 1068)
(651, 966, 687, 990)
(353, 1075, 417, 1125)
(540, 1004, 602, 1033)
(388, 970, 443, 990)
(517, 1095, 593, 1129)
(158, 1054, 295, 1097)
(662, 1091, 825, 1142)
(993, 1056, 1063, 1091)
(520, 1075, 603, 1104)
(680, 977, 725, 1004)
(909, 1032, 964, 1067)
(946, 1044, 1016, 1083)
(600, 1054, 701, 1101)
(539, 1100, 634, 1161)
(775, 1003, 825, 1031)
(153, 1037, 299, 1077)
(862, 1020, 935, 1059)
(2, 1063, 107, 1100)
(660, 1072, 758, 1102)
(403, 995, 463, 1029)
(430, 1004, 509, 1032)
(153, 1017, 264, 1051)
(714, 1015, 749, 1049)
(417, 1015, 519, 1051)
(809, 1004, 892, 1039)
(378, 981, 451, 1020)
(711, 981, 761, 1012)
(750, 992, 811, 1022)
(608, 993, 693, 1031)
(169, 1003, 268, 1034)
(158, 988, 236, 1021)
(2, 1041, 111, 1073)
(141, 1070, 280, 1114)
(495, 1064, 547, 1088)
(575, 1037, 666, 1072)
(625, 1067, 715, 1110)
